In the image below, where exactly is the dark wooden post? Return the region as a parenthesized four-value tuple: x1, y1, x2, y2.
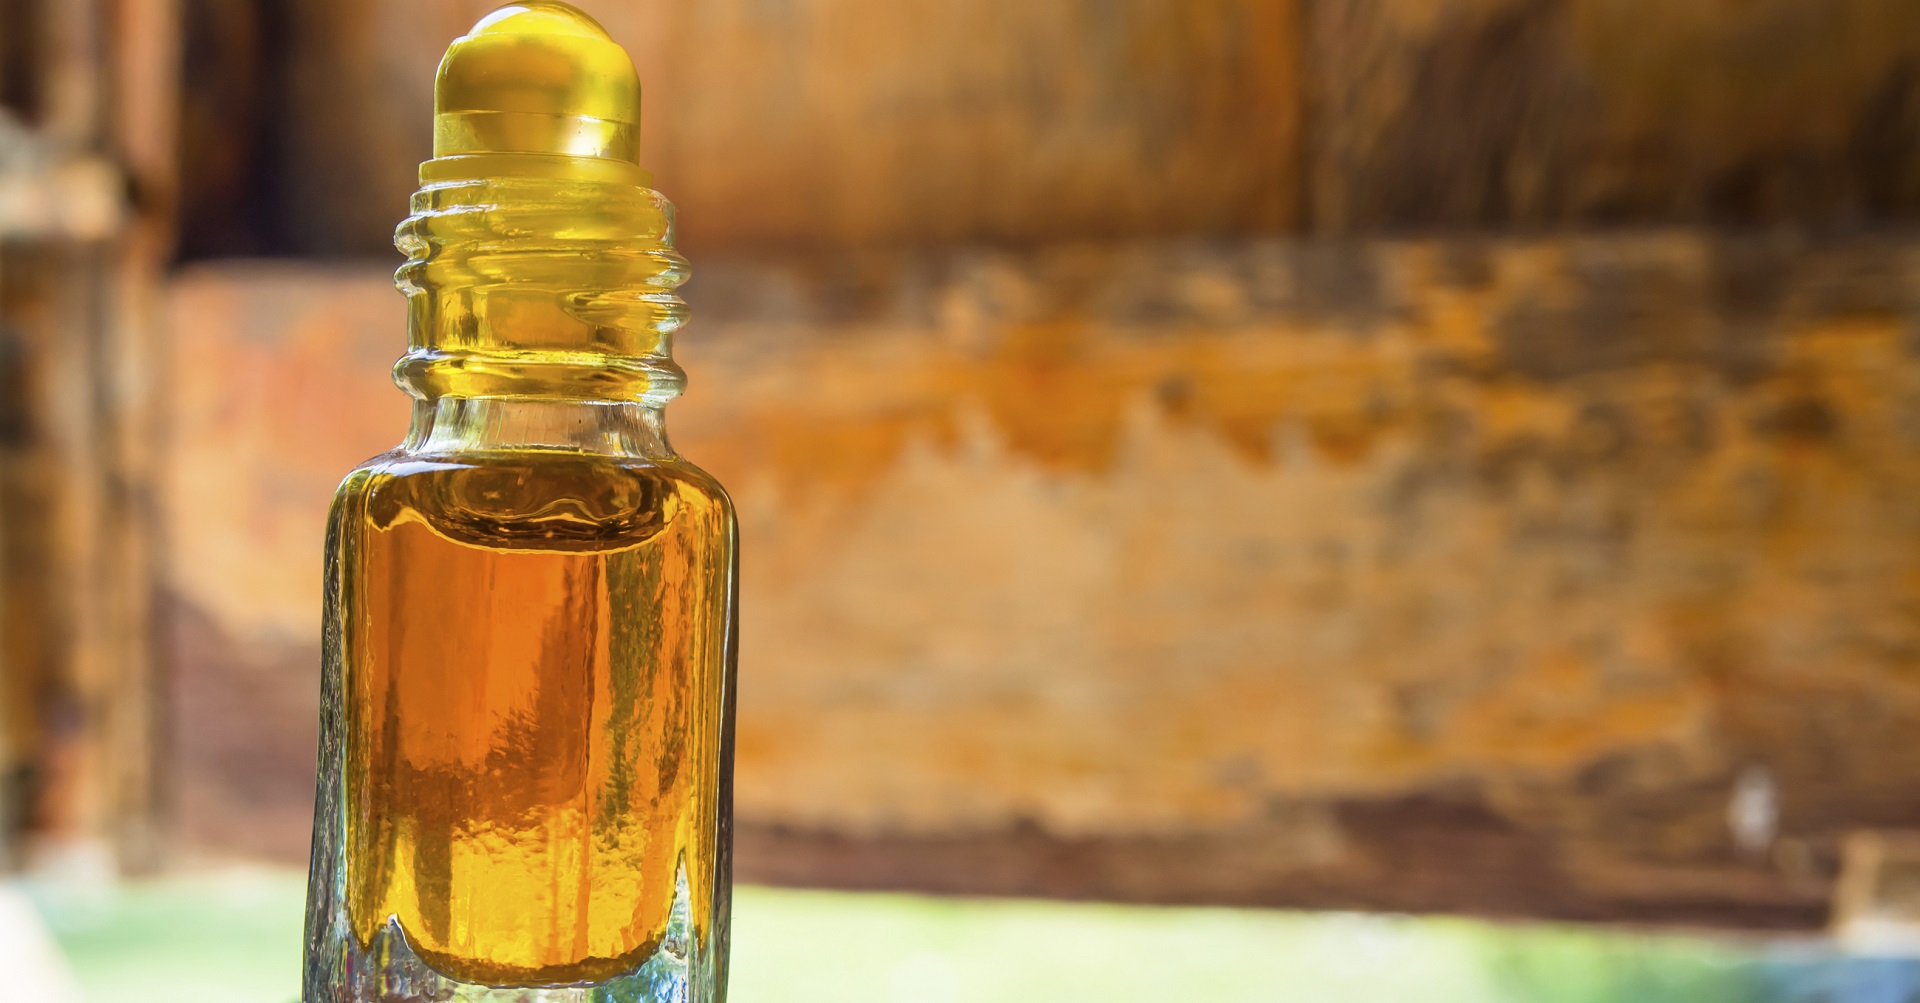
(0, 0, 177, 873)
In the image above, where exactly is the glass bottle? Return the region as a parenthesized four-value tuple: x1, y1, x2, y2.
(302, 5, 736, 1001)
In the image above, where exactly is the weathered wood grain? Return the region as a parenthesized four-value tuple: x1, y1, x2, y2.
(1306, 0, 1920, 230)
(217, 0, 1305, 254)
(176, 0, 1920, 256)
(163, 230, 1920, 924)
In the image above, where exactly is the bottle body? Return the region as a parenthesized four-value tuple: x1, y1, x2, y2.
(306, 400, 736, 1002)
(302, 8, 719, 980)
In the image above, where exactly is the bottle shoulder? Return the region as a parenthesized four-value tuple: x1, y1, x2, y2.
(328, 447, 732, 553)
(335, 447, 725, 493)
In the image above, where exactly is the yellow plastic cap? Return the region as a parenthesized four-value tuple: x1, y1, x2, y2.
(431, 2, 641, 169)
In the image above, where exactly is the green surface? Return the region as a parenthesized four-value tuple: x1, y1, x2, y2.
(17, 869, 1916, 1003)
(29, 869, 305, 1003)
(728, 891, 1760, 1003)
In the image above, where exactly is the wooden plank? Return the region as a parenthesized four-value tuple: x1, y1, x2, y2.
(247, 0, 1306, 254)
(1306, 0, 1920, 230)
(0, 253, 57, 870)
(2, 243, 115, 854)
(160, 230, 1920, 925)
(99, 0, 179, 871)
(181, 0, 1920, 254)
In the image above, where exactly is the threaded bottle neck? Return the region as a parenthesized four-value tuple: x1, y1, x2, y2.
(392, 174, 690, 406)
(401, 397, 674, 459)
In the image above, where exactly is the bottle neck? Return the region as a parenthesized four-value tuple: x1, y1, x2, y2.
(403, 397, 673, 459)
(392, 174, 690, 410)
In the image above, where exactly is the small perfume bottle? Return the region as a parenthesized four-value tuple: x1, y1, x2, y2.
(301, 5, 737, 1001)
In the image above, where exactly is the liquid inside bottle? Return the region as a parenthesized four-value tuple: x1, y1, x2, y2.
(337, 451, 732, 986)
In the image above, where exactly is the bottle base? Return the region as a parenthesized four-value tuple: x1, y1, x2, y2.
(305, 863, 709, 1003)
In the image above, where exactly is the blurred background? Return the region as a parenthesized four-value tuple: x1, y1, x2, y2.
(7, 0, 1920, 999)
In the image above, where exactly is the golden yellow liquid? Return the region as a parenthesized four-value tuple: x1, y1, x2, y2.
(334, 451, 733, 986)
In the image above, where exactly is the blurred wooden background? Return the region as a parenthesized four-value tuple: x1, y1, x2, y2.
(0, 0, 175, 873)
(9, 0, 1920, 929)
